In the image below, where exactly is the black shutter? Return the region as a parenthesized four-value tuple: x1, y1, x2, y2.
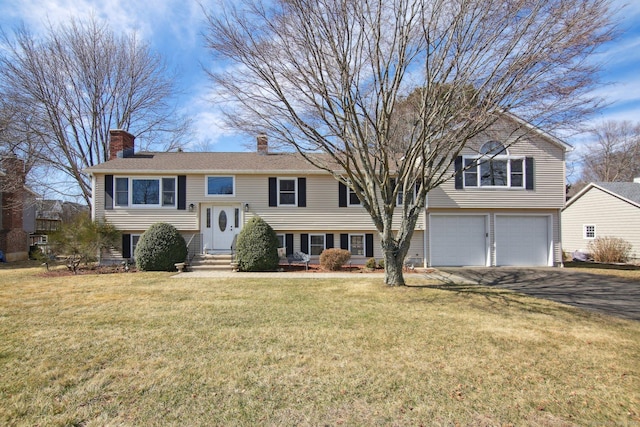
(177, 175, 187, 210)
(105, 175, 114, 210)
(326, 233, 334, 249)
(285, 233, 294, 256)
(525, 157, 534, 190)
(298, 177, 306, 207)
(365, 233, 374, 258)
(339, 182, 347, 207)
(269, 177, 277, 206)
(340, 233, 349, 250)
(122, 234, 131, 259)
(454, 156, 463, 189)
(301, 233, 309, 254)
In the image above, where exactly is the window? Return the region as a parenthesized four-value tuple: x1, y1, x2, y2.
(131, 235, 141, 258)
(115, 177, 129, 206)
(115, 177, 176, 207)
(348, 187, 361, 206)
(279, 178, 297, 205)
(396, 182, 420, 206)
(463, 141, 525, 188)
(162, 178, 176, 206)
(584, 225, 596, 239)
(207, 176, 234, 196)
(276, 234, 285, 248)
(132, 179, 160, 205)
(349, 234, 365, 256)
(309, 234, 325, 256)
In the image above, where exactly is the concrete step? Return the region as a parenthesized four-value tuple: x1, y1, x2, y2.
(190, 254, 235, 271)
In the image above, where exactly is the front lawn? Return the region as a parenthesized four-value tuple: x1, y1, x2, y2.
(1, 265, 638, 426)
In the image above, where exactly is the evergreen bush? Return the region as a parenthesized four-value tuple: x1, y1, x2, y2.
(135, 223, 187, 271)
(235, 217, 280, 271)
(365, 257, 377, 269)
(319, 248, 351, 271)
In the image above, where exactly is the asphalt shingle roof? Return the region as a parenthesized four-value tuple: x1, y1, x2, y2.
(85, 151, 333, 174)
(594, 182, 640, 206)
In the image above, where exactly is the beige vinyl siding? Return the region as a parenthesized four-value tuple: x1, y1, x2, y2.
(93, 172, 424, 233)
(238, 174, 423, 231)
(562, 187, 640, 258)
(426, 208, 562, 266)
(274, 229, 425, 266)
(428, 125, 566, 210)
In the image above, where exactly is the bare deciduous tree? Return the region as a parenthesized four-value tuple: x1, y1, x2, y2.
(204, 0, 614, 285)
(579, 120, 640, 184)
(0, 17, 191, 206)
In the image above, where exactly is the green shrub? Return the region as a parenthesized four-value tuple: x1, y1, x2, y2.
(235, 217, 280, 271)
(588, 237, 633, 263)
(320, 248, 351, 271)
(135, 223, 187, 271)
(378, 258, 385, 269)
(365, 258, 377, 269)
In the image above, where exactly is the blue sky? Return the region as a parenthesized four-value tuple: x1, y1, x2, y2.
(0, 0, 638, 155)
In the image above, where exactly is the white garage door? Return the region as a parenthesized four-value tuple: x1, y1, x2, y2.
(430, 215, 487, 266)
(495, 215, 550, 266)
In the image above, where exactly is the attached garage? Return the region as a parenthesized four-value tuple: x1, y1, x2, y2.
(430, 215, 488, 266)
(495, 215, 552, 266)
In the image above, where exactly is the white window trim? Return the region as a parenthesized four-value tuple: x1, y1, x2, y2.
(583, 224, 596, 240)
(277, 177, 298, 206)
(349, 233, 366, 257)
(115, 176, 176, 208)
(462, 155, 526, 189)
(205, 175, 236, 197)
(309, 234, 325, 256)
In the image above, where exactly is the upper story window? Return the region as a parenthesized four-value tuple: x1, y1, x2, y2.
(463, 141, 525, 188)
(115, 177, 176, 207)
(348, 187, 361, 206)
(279, 178, 297, 205)
(207, 176, 235, 196)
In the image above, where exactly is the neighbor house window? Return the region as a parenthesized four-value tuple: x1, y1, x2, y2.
(463, 141, 525, 188)
(279, 178, 297, 205)
(584, 225, 596, 239)
(207, 176, 234, 196)
(349, 234, 365, 256)
(309, 234, 325, 256)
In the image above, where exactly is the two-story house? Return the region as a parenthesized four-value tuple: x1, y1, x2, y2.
(86, 120, 569, 268)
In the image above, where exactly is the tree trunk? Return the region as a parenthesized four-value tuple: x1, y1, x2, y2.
(383, 249, 405, 286)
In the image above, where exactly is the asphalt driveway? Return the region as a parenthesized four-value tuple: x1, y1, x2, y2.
(438, 267, 640, 321)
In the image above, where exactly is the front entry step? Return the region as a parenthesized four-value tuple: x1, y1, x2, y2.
(190, 254, 234, 271)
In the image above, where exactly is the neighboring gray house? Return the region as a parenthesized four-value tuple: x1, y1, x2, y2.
(562, 179, 640, 260)
(86, 118, 570, 268)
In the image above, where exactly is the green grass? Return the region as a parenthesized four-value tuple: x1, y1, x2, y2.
(1, 264, 639, 426)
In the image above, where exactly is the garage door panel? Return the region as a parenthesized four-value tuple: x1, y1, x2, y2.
(496, 216, 549, 266)
(431, 215, 487, 266)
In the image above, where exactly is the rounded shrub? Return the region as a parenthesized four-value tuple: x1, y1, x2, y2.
(319, 248, 351, 271)
(235, 216, 280, 272)
(135, 222, 187, 271)
(365, 257, 377, 269)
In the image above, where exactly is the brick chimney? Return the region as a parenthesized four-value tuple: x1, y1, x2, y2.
(109, 129, 135, 160)
(0, 155, 28, 261)
(257, 133, 268, 155)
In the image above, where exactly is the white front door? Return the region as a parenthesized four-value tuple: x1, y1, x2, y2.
(201, 205, 240, 252)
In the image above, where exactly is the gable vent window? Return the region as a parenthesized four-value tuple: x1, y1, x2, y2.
(584, 225, 596, 239)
